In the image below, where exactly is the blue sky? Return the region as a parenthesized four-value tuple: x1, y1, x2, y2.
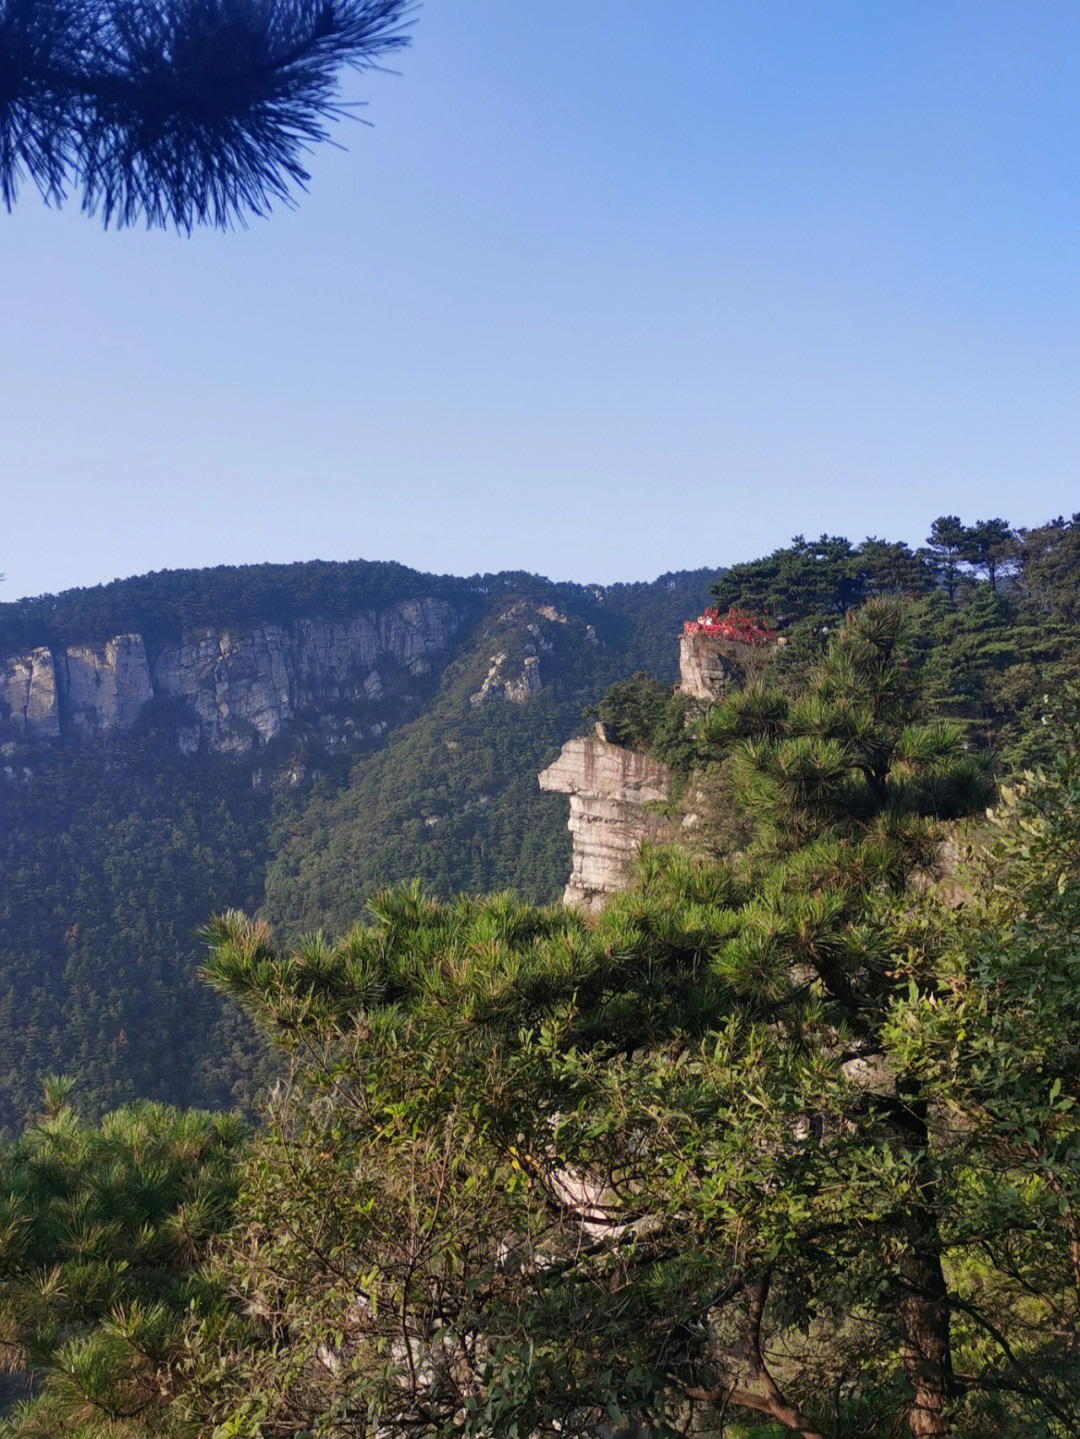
(3, 1, 1078, 599)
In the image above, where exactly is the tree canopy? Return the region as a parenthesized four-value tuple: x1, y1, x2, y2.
(0, 1087, 246, 1437)
(177, 604, 1080, 1439)
(3, 599, 1080, 1437)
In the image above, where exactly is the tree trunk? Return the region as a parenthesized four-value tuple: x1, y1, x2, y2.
(900, 1236, 952, 1437)
(897, 1095, 953, 1438)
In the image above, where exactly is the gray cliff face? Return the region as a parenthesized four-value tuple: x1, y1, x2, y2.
(538, 731, 675, 913)
(0, 599, 461, 754)
(678, 632, 739, 701)
(152, 625, 295, 752)
(65, 636, 154, 732)
(0, 649, 61, 739)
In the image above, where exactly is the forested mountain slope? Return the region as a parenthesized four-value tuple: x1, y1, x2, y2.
(2, 520, 1080, 1437)
(1, 513, 1076, 1134)
(0, 562, 715, 1132)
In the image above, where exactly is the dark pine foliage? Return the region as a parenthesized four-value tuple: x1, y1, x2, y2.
(0, 0, 413, 229)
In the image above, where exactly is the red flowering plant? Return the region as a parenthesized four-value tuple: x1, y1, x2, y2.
(683, 606, 776, 647)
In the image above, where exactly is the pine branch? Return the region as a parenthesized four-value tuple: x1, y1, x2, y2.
(0, 0, 414, 228)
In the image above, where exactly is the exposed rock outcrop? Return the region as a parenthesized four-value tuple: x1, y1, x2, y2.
(470, 651, 542, 706)
(678, 632, 740, 700)
(0, 648, 60, 739)
(65, 636, 153, 732)
(679, 630, 777, 700)
(505, 656, 542, 702)
(538, 730, 675, 912)
(153, 626, 294, 752)
(0, 599, 461, 754)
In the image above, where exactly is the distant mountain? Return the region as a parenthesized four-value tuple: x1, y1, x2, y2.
(0, 561, 719, 1131)
(5, 515, 1076, 1136)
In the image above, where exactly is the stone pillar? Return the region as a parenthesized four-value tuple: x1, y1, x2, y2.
(538, 734, 674, 913)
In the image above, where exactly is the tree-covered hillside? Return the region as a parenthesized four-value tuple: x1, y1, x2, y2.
(708, 517, 1080, 771)
(0, 562, 714, 1132)
(0, 515, 1076, 1136)
(261, 577, 712, 935)
(1, 531, 1080, 1436)
(0, 733, 277, 1128)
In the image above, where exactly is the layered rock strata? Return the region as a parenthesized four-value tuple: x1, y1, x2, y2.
(0, 600, 460, 753)
(538, 730, 675, 913)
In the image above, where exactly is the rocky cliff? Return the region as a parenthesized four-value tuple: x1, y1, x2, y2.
(678, 630, 775, 699)
(543, 621, 768, 911)
(0, 600, 462, 755)
(679, 632, 738, 700)
(538, 729, 676, 912)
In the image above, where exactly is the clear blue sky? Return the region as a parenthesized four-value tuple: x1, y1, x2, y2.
(3, 2, 1078, 600)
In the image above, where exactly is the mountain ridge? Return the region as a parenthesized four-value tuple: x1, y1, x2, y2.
(0, 558, 719, 1131)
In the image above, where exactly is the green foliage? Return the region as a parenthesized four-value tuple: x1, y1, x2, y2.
(0, 1087, 246, 1437)
(0, 735, 277, 1134)
(585, 672, 697, 772)
(0, 565, 717, 1131)
(183, 608, 1080, 1439)
(875, 685, 1080, 1435)
(5, 573, 1079, 1436)
(707, 519, 1079, 777)
(260, 574, 715, 935)
(1014, 513, 1080, 622)
(926, 516, 970, 604)
(711, 534, 877, 620)
(0, 559, 466, 654)
(700, 599, 994, 859)
(2, 525, 1075, 1141)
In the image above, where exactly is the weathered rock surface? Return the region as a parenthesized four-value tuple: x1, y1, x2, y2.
(470, 650, 543, 706)
(504, 655, 542, 703)
(678, 632, 740, 700)
(538, 731, 675, 912)
(0, 648, 60, 739)
(65, 636, 153, 732)
(0, 599, 461, 753)
(679, 631, 777, 700)
(153, 625, 295, 752)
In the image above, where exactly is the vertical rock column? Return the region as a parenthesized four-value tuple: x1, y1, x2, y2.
(538, 730, 674, 913)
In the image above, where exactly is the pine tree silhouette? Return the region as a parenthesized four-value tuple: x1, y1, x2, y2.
(0, 0, 412, 229)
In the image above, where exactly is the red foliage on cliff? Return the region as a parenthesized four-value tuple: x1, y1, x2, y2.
(683, 607, 776, 647)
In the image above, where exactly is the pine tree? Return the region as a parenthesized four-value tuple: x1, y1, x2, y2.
(926, 516, 969, 604)
(963, 517, 1014, 593)
(0, 1085, 246, 1437)
(0, 0, 412, 229)
(189, 604, 1078, 1439)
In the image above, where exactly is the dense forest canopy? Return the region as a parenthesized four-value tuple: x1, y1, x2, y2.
(0, 562, 715, 1130)
(0, 559, 471, 653)
(709, 514, 1080, 621)
(1, 516, 1079, 1436)
(3, 599, 1079, 1438)
(0, 519, 1077, 1132)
